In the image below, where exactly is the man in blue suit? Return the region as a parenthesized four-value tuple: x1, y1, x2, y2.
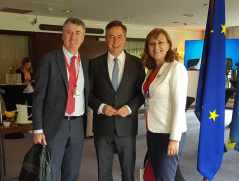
(89, 20, 145, 181)
(32, 17, 89, 181)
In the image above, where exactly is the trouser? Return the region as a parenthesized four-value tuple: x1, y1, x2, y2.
(47, 116, 84, 181)
(147, 132, 186, 181)
(94, 133, 136, 181)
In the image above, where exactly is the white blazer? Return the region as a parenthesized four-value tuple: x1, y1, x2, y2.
(142, 60, 188, 141)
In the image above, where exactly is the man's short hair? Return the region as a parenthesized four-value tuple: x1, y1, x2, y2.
(105, 20, 127, 36)
(62, 17, 86, 34)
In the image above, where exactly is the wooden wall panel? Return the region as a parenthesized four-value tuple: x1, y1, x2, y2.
(34, 32, 62, 68)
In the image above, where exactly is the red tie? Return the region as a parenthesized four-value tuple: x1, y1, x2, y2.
(66, 56, 77, 115)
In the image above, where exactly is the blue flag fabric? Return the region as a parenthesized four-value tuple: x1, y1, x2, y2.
(228, 66, 239, 152)
(195, 0, 226, 180)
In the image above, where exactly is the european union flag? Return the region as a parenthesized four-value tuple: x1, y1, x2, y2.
(195, 0, 226, 180)
(228, 66, 239, 152)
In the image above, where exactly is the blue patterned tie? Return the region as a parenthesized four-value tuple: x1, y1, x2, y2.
(112, 58, 119, 91)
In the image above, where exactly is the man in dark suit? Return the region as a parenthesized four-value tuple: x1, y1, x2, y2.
(32, 17, 89, 181)
(89, 20, 145, 181)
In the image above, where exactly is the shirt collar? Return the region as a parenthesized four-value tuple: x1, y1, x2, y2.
(107, 51, 126, 64)
(62, 46, 78, 61)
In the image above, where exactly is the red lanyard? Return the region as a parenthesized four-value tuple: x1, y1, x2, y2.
(143, 69, 159, 98)
(63, 52, 81, 87)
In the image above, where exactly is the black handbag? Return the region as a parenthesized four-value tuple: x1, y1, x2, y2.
(19, 144, 52, 181)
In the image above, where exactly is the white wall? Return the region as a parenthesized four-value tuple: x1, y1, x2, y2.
(187, 71, 200, 105)
(0, 12, 203, 52)
(227, 26, 239, 39)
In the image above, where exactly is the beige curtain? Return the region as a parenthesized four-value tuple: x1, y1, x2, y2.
(124, 41, 145, 58)
(0, 35, 29, 83)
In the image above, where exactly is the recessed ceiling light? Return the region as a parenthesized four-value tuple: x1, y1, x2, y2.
(63, 10, 72, 13)
(124, 17, 132, 20)
(183, 14, 194, 17)
(173, 22, 179, 24)
(204, 4, 209, 6)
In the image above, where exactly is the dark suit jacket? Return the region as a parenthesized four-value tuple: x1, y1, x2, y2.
(89, 51, 145, 137)
(32, 49, 89, 140)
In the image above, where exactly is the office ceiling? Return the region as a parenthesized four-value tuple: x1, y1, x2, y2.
(0, 0, 238, 31)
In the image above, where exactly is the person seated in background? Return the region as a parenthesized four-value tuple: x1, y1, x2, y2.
(16, 57, 35, 122)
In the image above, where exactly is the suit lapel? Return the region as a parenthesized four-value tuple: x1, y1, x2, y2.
(99, 53, 115, 90)
(81, 54, 87, 83)
(142, 63, 170, 95)
(150, 62, 169, 91)
(117, 52, 131, 91)
(143, 69, 152, 85)
(56, 49, 68, 91)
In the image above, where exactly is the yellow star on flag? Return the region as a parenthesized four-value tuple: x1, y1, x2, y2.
(228, 136, 237, 149)
(211, 30, 214, 33)
(221, 24, 226, 36)
(209, 109, 219, 121)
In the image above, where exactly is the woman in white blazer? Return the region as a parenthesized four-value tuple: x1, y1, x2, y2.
(141, 28, 188, 181)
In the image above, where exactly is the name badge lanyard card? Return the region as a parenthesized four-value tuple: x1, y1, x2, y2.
(144, 69, 159, 108)
(64, 52, 81, 96)
(144, 77, 151, 131)
(144, 80, 150, 108)
(144, 70, 159, 130)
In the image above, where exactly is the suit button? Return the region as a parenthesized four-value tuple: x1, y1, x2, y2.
(115, 95, 117, 98)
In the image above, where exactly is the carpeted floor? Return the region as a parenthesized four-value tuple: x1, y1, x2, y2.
(2, 108, 239, 181)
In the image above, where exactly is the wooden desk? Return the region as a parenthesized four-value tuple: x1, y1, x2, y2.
(0, 124, 33, 135)
(0, 124, 33, 181)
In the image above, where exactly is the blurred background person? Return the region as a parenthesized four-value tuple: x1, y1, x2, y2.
(16, 57, 35, 120)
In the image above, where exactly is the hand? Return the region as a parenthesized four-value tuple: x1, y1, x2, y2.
(114, 106, 130, 117)
(102, 105, 117, 117)
(33, 133, 47, 145)
(167, 139, 179, 156)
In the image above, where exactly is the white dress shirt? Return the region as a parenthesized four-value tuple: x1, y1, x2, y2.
(98, 51, 131, 114)
(63, 46, 85, 116)
(107, 52, 126, 86)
